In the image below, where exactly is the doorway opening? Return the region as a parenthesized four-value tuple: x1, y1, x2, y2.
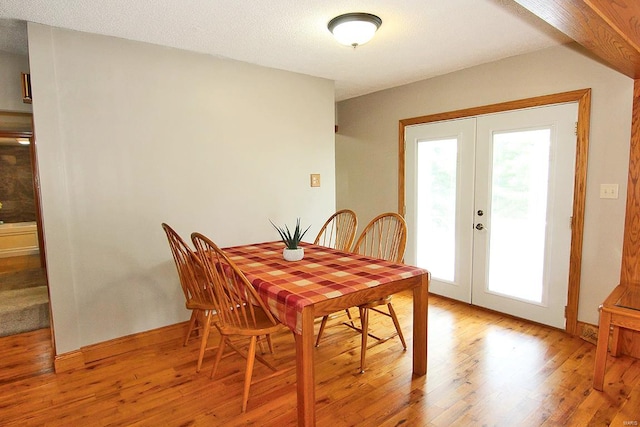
(0, 111, 50, 338)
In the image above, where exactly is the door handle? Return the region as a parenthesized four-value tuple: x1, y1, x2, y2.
(475, 223, 484, 230)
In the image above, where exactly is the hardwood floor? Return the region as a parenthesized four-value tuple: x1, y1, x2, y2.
(1, 292, 639, 426)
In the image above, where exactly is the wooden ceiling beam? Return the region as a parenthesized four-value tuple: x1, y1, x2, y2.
(513, 0, 640, 79)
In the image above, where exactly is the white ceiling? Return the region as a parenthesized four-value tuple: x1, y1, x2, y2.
(0, 0, 570, 101)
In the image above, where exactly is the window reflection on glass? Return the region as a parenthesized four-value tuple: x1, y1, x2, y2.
(417, 138, 457, 282)
(488, 128, 551, 303)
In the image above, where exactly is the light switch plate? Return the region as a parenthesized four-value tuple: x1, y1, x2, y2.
(310, 174, 321, 187)
(599, 184, 619, 199)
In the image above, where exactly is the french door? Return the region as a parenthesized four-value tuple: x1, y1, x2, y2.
(404, 103, 578, 328)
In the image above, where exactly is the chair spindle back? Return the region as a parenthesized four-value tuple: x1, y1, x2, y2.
(191, 232, 278, 331)
(161, 223, 204, 303)
(353, 212, 407, 263)
(314, 209, 358, 252)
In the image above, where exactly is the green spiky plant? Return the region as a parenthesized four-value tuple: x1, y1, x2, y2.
(270, 218, 311, 250)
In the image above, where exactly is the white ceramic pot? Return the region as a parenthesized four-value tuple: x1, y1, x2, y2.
(283, 248, 304, 262)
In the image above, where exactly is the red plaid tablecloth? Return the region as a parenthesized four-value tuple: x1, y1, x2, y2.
(223, 241, 428, 334)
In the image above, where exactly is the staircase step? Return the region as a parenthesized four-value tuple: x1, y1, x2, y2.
(0, 268, 47, 291)
(0, 286, 50, 337)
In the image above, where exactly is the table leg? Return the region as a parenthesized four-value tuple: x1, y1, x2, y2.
(295, 307, 316, 426)
(593, 309, 612, 391)
(412, 272, 429, 376)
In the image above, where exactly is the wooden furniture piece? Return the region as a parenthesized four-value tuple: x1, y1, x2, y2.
(352, 212, 408, 264)
(222, 241, 428, 426)
(312, 209, 359, 343)
(161, 223, 209, 351)
(191, 233, 285, 413)
(313, 209, 358, 252)
(593, 283, 640, 391)
(315, 212, 409, 373)
(352, 212, 409, 372)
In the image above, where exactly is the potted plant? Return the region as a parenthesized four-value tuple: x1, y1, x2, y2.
(270, 218, 311, 261)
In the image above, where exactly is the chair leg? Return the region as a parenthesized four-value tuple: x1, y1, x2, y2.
(266, 334, 274, 353)
(211, 335, 227, 379)
(241, 336, 258, 413)
(359, 306, 369, 374)
(315, 316, 329, 347)
(345, 308, 355, 327)
(256, 334, 273, 354)
(184, 310, 198, 346)
(387, 302, 407, 349)
(316, 308, 358, 347)
(197, 310, 214, 372)
(257, 335, 267, 354)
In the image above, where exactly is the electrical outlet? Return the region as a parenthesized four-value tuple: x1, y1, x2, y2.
(599, 184, 619, 199)
(310, 174, 321, 187)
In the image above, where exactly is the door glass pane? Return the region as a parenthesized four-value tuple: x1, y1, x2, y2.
(417, 139, 457, 281)
(488, 129, 550, 303)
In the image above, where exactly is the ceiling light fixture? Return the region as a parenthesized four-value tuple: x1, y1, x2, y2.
(328, 12, 382, 48)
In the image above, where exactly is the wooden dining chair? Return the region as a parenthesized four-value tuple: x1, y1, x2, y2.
(313, 209, 358, 345)
(161, 223, 211, 352)
(191, 232, 285, 413)
(313, 209, 358, 252)
(315, 212, 408, 373)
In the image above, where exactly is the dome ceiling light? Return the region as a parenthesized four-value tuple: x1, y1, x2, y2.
(327, 13, 382, 48)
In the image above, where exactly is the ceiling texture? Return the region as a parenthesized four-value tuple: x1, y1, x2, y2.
(0, 0, 570, 101)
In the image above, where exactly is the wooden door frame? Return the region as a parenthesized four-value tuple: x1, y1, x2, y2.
(398, 89, 591, 335)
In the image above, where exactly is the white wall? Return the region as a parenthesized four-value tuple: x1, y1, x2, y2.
(27, 23, 336, 354)
(336, 43, 633, 326)
(0, 51, 31, 113)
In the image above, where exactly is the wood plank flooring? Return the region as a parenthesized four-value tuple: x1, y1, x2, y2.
(1, 292, 639, 426)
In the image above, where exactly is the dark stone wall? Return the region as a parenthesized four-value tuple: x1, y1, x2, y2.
(0, 145, 36, 223)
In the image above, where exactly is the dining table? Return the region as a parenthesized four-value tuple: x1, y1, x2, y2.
(223, 241, 430, 427)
